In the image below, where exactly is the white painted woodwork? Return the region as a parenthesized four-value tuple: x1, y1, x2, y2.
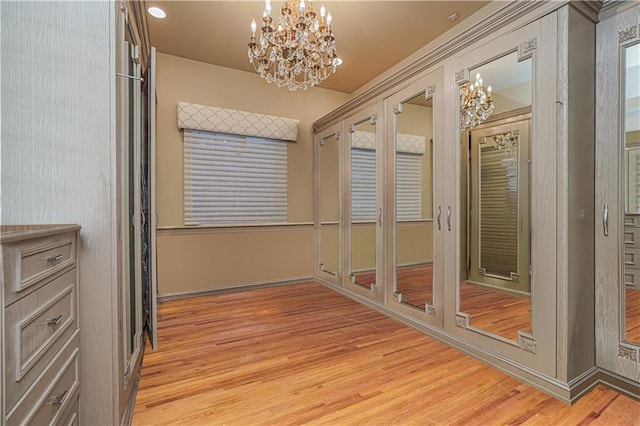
(0, 1, 142, 423)
(1, 226, 81, 424)
(148, 47, 159, 350)
(384, 71, 444, 327)
(343, 104, 385, 303)
(314, 123, 344, 287)
(313, 1, 607, 401)
(595, 2, 640, 384)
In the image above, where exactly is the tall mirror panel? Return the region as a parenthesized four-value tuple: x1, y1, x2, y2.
(319, 132, 340, 279)
(394, 93, 435, 312)
(350, 117, 378, 290)
(624, 41, 640, 345)
(458, 51, 532, 342)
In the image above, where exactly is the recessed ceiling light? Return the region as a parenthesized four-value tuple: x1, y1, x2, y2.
(148, 6, 166, 19)
(334, 57, 343, 66)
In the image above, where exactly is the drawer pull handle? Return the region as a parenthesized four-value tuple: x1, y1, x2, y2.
(46, 390, 68, 406)
(45, 254, 64, 264)
(43, 315, 63, 326)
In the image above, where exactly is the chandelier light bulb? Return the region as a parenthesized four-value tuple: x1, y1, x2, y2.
(247, 0, 338, 91)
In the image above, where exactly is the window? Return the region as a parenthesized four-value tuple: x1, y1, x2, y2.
(184, 130, 288, 225)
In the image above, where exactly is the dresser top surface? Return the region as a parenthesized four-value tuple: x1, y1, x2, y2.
(1, 224, 80, 243)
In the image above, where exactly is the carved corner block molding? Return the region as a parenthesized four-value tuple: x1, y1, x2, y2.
(455, 314, 467, 329)
(370, 284, 378, 294)
(393, 292, 402, 303)
(455, 69, 469, 84)
(393, 103, 403, 115)
(518, 38, 537, 61)
(518, 334, 537, 354)
(426, 85, 435, 98)
(426, 305, 436, 317)
(618, 345, 638, 362)
(618, 25, 638, 44)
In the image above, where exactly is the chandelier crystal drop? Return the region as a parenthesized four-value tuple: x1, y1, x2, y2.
(247, 0, 338, 91)
(460, 72, 494, 131)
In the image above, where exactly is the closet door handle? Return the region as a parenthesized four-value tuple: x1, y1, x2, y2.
(436, 206, 442, 230)
(378, 208, 382, 227)
(603, 204, 608, 237)
(447, 206, 452, 231)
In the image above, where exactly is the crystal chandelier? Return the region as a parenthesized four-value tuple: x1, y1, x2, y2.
(460, 72, 494, 131)
(247, 0, 338, 91)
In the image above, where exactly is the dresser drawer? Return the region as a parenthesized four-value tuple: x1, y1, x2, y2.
(625, 214, 640, 228)
(6, 333, 80, 426)
(59, 395, 79, 426)
(4, 231, 77, 306)
(624, 248, 640, 268)
(5, 269, 78, 410)
(624, 227, 640, 248)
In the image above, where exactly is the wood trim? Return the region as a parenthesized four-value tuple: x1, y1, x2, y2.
(314, 277, 616, 403)
(158, 276, 313, 302)
(157, 222, 314, 236)
(312, 2, 582, 134)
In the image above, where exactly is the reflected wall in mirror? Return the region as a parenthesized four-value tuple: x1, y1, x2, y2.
(319, 132, 340, 277)
(458, 50, 532, 342)
(393, 92, 435, 311)
(350, 117, 378, 289)
(623, 41, 640, 345)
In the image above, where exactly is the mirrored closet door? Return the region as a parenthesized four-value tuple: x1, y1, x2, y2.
(345, 105, 384, 302)
(596, 4, 640, 382)
(315, 123, 343, 286)
(386, 71, 444, 324)
(444, 14, 557, 375)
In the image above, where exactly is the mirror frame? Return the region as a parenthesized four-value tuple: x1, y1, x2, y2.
(443, 16, 557, 376)
(314, 123, 343, 286)
(385, 70, 444, 326)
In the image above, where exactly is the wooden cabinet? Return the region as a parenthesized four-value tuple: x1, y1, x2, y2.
(595, 1, 640, 391)
(1, 225, 81, 425)
(312, 1, 625, 403)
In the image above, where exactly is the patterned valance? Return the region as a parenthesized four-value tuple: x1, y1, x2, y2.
(351, 131, 425, 154)
(178, 102, 299, 142)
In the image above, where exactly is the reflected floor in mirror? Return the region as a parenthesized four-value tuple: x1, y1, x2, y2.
(459, 281, 531, 342)
(132, 283, 639, 425)
(396, 265, 433, 309)
(627, 288, 640, 343)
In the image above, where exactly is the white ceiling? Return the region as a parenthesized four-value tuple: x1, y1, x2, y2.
(146, 1, 490, 94)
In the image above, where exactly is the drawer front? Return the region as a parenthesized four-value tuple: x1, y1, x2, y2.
(59, 395, 79, 426)
(5, 269, 78, 410)
(624, 227, 640, 248)
(626, 269, 640, 289)
(624, 248, 640, 268)
(6, 333, 80, 426)
(4, 231, 77, 306)
(625, 215, 640, 228)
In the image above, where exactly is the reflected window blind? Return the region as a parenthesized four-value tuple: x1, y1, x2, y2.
(351, 148, 421, 221)
(396, 153, 422, 221)
(184, 130, 287, 225)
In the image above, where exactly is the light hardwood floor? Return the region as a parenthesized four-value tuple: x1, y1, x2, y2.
(133, 282, 639, 425)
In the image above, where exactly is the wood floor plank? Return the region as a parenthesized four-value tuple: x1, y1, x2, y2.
(132, 282, 639, 425)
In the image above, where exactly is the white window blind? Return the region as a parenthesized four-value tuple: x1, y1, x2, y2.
(350, 149, 422, 222)
(350, 148, 377, 221)
(184, 130, 287, 225)
(396, 153, 422, 221)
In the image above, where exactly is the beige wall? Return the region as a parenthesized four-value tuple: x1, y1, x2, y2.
(155, 53, 349, 294)
(157, 227, 313, 295)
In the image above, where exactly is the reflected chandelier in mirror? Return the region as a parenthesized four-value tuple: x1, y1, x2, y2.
(460, 72, 494, 130)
